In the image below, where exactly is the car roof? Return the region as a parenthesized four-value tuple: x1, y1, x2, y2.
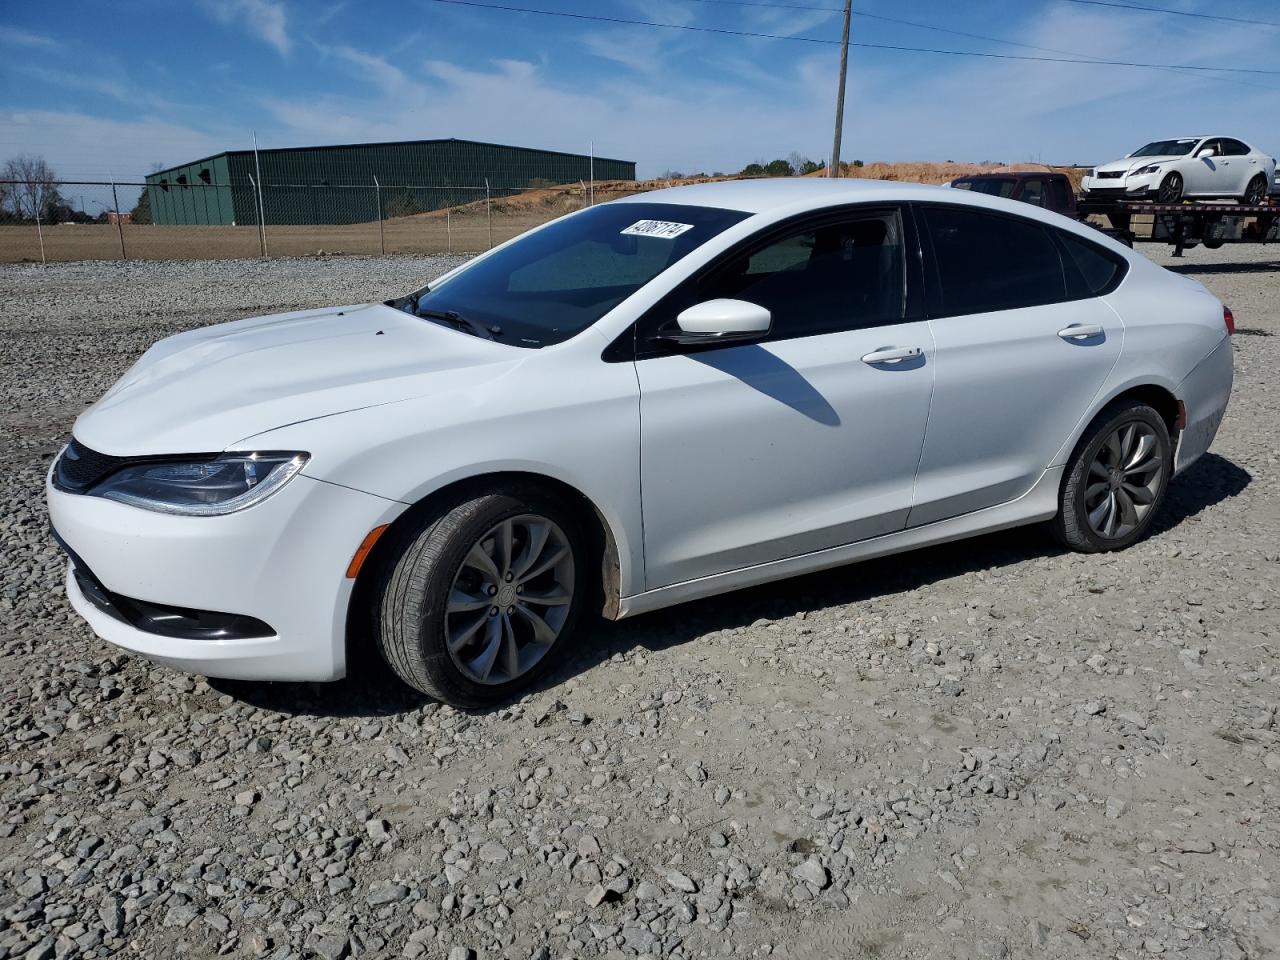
(617, 177, 951, 214)
(952, 171, 1065, 181)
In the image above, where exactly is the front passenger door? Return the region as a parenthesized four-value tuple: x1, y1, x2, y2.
(635, 207, 935, 589)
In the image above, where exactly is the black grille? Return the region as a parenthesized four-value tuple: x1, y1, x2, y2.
(53, 439, 128, 493)
(1096, 171, 1124, 179)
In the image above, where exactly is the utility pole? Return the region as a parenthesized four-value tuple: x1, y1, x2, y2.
(828, 0, 852, 178)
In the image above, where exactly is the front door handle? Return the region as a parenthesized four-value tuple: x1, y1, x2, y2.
(861, 345, 922, 364)
(1057, 324, 1104, 341)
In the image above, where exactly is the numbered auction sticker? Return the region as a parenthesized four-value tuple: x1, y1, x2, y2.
(620, 219, 695, 239)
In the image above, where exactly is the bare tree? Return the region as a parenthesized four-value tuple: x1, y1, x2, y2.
(2, 154, 62, 221)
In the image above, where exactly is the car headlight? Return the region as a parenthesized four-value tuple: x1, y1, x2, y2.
(89, 452, 309, 516)
(1134, 165, 1161, 176)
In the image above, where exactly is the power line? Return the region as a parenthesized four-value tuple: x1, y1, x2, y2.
(424, 0, 1280, 74)
(679, 2, 1278, 89)
(1060, 0, 1280, 29)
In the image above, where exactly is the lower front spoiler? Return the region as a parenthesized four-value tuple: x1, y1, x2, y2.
(65, 565, 319, 681)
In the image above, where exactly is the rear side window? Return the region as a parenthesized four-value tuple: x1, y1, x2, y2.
(1020, 179, 1047, 207)
(921, 206, 1066, 317)
(1221, 138, 1250, 157)
(1057, 230, 1127, 296)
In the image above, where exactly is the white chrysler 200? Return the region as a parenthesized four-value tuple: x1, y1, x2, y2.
(47, 179, 1234, 706)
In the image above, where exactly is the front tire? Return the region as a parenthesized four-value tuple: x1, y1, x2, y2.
(1156, 172, 1184, 203)
(373, 486, 591, 707)
(1055, 400, 1171, 553)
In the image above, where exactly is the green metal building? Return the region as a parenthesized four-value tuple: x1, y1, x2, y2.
(144, 138, 636, 226)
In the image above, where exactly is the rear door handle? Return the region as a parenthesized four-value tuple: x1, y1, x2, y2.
(1057, 324, 1104, 341)
(861, 345, 923, 365)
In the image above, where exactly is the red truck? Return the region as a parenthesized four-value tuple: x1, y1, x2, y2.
(949, 171, 1077, 218)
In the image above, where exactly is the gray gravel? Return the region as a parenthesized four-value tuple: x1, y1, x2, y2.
(1, 246, 1278, 960)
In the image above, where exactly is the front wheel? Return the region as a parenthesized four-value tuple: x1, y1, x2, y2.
(1242, 175, 1267, 206)
(373, 487, 591, 707)
(1054, 400, 1171, 553)
(1156, 172, 1184, 203)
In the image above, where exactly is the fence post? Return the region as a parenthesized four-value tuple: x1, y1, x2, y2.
(485, 177, 492, 250)
(374, 176, 384, 255)
(34, 205, 46, 264)
(110, 179, 127, 260)
(249, 175, 266, 257)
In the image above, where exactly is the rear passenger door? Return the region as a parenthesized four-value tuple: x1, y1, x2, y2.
(908, 204, 1124, 526)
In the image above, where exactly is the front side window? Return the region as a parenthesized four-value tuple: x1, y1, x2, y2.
(410, 202, 750, 347)
(692, 210, 907, 338)
(922, 206, 1066, 316)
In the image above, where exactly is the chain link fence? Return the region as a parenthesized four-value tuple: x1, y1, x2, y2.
(0, 176, 652, 263)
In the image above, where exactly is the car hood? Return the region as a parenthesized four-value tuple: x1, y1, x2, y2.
(73, 303, 522, 456)
(1094, 154, 1185, 175)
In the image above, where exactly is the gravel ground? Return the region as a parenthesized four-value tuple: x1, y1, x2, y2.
(1, 247, 1277, 960)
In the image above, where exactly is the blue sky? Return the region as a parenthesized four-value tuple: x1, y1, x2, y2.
(1, 0, 1278, 188)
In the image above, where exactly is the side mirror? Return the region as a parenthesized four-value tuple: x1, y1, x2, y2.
(1197, 148, 1215, 159)
(661, 299, 772, 345)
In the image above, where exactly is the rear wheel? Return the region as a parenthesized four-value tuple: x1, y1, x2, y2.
(1156, 172, 1184, 203)
(1242, 175, 1267, 206)
(374, 486, 591, 707)
(1055, 400, 1171, 553)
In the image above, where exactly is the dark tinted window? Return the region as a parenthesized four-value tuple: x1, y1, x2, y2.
(923, 206, 1066, 316)
(952, 178, 1016, 198)
(410, 202, 750, 347)
(695, 211, 906, 336)
(1050, 178, 1073, 209)
(1058, 230, 1126, 296)
(1020, 179, 1047, 207)
(1220, 138, 1250, 156)
(1132, 139, 1198, 157)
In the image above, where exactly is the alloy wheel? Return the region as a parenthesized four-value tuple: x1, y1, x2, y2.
(1157, 173, 1183, 203)
(1084, 421, 1165, 541)
(1244, 177, 1266, 206)
(444, 514, 575, 685)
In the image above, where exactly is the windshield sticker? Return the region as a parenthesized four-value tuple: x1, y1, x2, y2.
(620, 219, 695, 239)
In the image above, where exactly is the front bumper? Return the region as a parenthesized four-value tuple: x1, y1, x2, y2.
(48, 471, 404, 682)
(1081, 171, 1161, 199)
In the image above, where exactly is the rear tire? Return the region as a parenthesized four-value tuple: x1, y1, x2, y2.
(1242, 175, 1267, 206)
(1054, 400, 1171, 553)
(373, 485, 593, 707)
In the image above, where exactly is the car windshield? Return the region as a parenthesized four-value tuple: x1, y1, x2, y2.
(405, 202, 751, 348)
(951, 178, 1017, 198)
(1131, 139, 1199, 157)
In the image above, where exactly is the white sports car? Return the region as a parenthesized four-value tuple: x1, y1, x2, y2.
(48, 179, 1234, 706)
(1081, 136, 1276, 205)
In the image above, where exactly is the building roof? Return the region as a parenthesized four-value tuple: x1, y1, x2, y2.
(149, 137, 633, 179)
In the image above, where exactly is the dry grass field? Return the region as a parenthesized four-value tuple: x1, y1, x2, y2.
(0, 164, 1088, 263)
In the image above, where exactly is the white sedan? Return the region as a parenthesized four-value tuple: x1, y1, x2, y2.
(1081, 135, 1276, 205)
(47, 179, 1234, 706)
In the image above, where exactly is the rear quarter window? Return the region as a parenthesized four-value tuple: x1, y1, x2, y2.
(1056, 229, 1128, 297)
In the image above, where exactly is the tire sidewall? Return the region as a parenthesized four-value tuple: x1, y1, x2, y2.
(389, 488, 593, 707)
(1065, 404, 1171, 552)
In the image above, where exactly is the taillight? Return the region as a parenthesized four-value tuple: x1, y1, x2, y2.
(1223, 305, 1235, 335)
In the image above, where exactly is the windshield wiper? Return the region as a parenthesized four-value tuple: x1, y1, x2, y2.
(417, 308, 503, 341)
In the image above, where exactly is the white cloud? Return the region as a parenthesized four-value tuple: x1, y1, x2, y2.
(201, 0, 291, 56)
(0, 26, 59, 49)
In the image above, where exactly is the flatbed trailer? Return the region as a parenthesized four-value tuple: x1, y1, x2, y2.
(1076, 197, 1280, 256)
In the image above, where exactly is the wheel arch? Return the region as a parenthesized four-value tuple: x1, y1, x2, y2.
(1053, 380, 1181, 473)
(344, 470, 625, 671)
